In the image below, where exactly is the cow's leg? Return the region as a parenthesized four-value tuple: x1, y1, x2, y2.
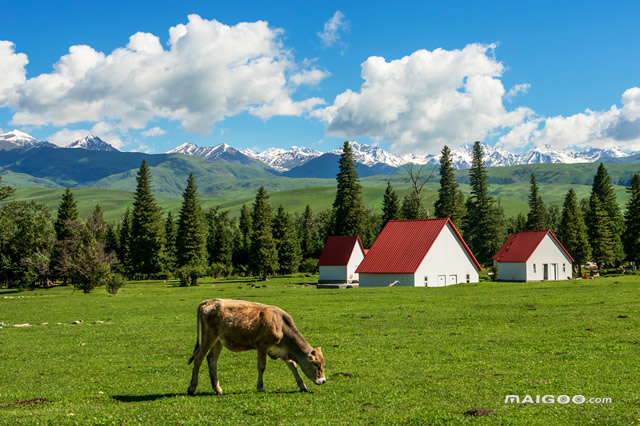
(206, 341, 224, 394)
(256, 347, 267, 392)
(285, 360, 308, 392)
(188, 332, 216, 395)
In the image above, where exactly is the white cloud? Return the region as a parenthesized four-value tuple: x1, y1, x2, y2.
(318, 11, 349, 48)
(314, 44, 533, 155)
(141, 126, 166, 137)
(505, 83, 531, 99)
(1, 15, 327, 134)
(48, 122, 125, 149)
(497, 87, 640, 152)
(0, 41, 28, 107)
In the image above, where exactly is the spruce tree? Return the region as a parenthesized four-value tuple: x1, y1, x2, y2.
(130, 160, 165, 277)
(87, 204, 107, 242)
(624, 174, 640, 267)
(401, 192, 423, 220)
(298, 204, 321, 259)
(176, 173, 207, 269)
(381, 181, 401, 226)
(250, 187, 279, 280)
(205, 207, 234, 269)
(233, 204, 253, 270)
(434, 145, 461, 221)
(54, 188, 78, 241)
(589, 196, 615, 269)
(559, 188, 591, 275)
(526, 173, 548, 230)
(463, 141, 505, 265)
(507, 212, 527, 235)
(333, 141, 368, 236)
(273, 205, 302, 274)
(164, 211, 177, 274)
(588, 163, 624, 265)
(117, 208, 133, 277)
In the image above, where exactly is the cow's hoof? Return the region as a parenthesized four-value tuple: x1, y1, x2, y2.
(299, 388, 308, 393)
(187, 387, 196, 395)
(215, 388, 224, 395)
(257, 387, 266, 393)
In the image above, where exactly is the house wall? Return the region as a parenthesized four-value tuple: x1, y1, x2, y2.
(414, 223, 480, 286)
(359, 273, 416, 287)
(346, 246, 365, 282)
(496, 262, 527, 281)
(319, 265, 347, 282)
(526, 235, 573, 281)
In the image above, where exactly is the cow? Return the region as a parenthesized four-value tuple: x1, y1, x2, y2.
(187, 298, 326, 394)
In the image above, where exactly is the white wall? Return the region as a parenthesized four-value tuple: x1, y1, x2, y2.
(319, 265, 347, 282)
(526, 235, 573, 281)
(497, 262, 526, 281)
(359, 273, 415, 287)
(414, 223, 480, 286)
(347, 246, 365, 282)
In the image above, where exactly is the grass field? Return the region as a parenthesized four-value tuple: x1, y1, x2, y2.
(1, 276, 638, 424)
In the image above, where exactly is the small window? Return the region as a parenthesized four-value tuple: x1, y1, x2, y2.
(424, 276, 428, 285)
(466, 274, 470, 283)
(533, 264, 536, 273)
(563, 264, 566, 272)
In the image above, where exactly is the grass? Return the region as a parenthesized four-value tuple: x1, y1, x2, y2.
(1, 275, 639, 424)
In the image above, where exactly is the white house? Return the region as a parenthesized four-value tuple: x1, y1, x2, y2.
(317, 235, 366, 288)
(492, 230, 573, 282)
(355, 218, 481, 287)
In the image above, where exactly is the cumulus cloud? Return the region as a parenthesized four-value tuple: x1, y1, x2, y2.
(0, 41, 28, 107)
(1, 15, 328, 134)
(498, 87, 640, 152)
(318, 11, 349, 48)
(314, 44, 533, 155)
(505, 83, 531, 99)
(141, 126, 166, 137)
(48, 122, 125, 149)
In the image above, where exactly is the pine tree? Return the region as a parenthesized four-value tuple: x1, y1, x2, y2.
(298, 204, 321, 259)
(507, 212, 527, 235)
(87, 204, 107, 242)
(588, 163, 624, 265)
(130, 160, 165, 277)
(250, 187, 278, 280)
(401, 192, 423, 220)
(589, 196, 615, 268)
(526, 173, 548, 230)
(205, 207, 234, 270)
(434, 145, 461, 221)
(333, 141, 368, 236)
(452, 190, 468, 231)
(624, 174, 640, 266)
(164, 211, 177, 274)
(176, 173, 207, 269)
(54, 188, 78, 241)
(273, 205, 302, 274)
(559, 188, 591, 275)
(463, 141, 505, 265)
(381, 181, 401, 226)
(117, 208, 133, 277)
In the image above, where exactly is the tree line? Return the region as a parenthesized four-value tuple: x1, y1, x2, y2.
(1, 141, 639, 290)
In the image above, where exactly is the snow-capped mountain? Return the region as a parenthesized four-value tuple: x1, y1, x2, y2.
(329, 142, 407, 168)
(0, 129, 53, 148)
(243, 146, 322, 172)
(167, 142, 273, 170)
(65, 135, 119, 152)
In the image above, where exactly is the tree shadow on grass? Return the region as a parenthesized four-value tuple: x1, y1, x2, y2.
(112, 389, 304, 402)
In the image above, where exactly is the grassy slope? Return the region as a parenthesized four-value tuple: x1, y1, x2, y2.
(0, 276, 638, 424)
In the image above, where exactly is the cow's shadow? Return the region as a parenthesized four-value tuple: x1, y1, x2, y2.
(112, 390, 305, 402)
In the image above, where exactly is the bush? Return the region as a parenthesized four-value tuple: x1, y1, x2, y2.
(176, 264, 206, 286)
(209, 262, 232, 278)
(105, 273, 127, 295)
(299, 258, 319, 274)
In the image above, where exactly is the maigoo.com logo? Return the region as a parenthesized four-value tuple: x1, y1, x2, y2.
(505, 395, 612, 404)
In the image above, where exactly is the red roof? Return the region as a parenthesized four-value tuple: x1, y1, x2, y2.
(355, 218, 481, 274)
(492, 230, 574, 263)
(318, 236, 365, 266)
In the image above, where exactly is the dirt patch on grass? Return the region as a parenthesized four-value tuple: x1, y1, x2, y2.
(0, 397, 52, 408)
(463, 408, 496, 417)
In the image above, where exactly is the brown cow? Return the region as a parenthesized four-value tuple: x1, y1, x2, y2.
(187, 298, 326, 394)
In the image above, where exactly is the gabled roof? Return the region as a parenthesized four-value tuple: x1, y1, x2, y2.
(318, 235, 365, 266)
(492, 230, 574, 263)
(355, 218, 482, 274)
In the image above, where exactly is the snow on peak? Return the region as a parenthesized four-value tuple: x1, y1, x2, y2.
(0, 129, 45, 147)
(65, 135, 119, 151)
(243, 145, 322, 171)
(167, 142, 243, 161)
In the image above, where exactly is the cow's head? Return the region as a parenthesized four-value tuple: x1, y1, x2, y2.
(300, 347, 326, 385)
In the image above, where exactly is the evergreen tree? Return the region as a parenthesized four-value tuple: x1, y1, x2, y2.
(589, 196, 615, 268)
(130, 160, 165, 277)
(250, 187, 279, 280)
(104, 223, 119, 256)
(588, 163, 624, 265)
(546, 204, 561, 236)
(205, 207, 234, 270)
(401, 191, 423, 220)
(176, 173, 207, 269)
(0, 175, 15, 201)
(381, 181, 401, 226)
(117, 208, 133, 277)
(273, 205, 302, 274)
(463, 141, 505, 265)
(526, 173, 548, 230)
(164, 211, 178, 274)
(233, 204, 253, 269)
(87, 204, 108, 242)
(51, 188, 79, 283)
(297, 205, 321, 260)
(623, 174, 640, 266)
(434, 146, 461, 221)
(452, 190, 468, 231)
(559, 188, 591, 275)
(507, 212, 527, 235)
(333, 141, 368, 236)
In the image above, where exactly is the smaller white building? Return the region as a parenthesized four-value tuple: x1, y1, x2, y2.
(356, 218, 481, 287)
(493, 230, 573, 282)
(317, 236, 366, 287)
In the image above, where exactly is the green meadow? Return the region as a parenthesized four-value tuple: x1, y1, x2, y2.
(1, 276, 638, 424)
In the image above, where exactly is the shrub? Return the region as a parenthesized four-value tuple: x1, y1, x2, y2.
(176, 264, 206, 286)
(299, 258, 319, 274)
(105, 273, 127, 295)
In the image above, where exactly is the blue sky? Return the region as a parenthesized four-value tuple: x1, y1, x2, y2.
(1, 1, 639, 155)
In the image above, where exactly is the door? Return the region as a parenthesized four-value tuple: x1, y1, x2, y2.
(543, 264, 549, 280)
(437, 275, 446, 286)
(448, 275, 457, 285)
(552, 264, 558, 280)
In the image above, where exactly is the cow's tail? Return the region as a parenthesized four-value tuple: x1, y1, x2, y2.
(187, 306, 201, 364)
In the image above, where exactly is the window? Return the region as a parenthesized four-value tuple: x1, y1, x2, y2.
(466, 274, 470, 283)
(563, 264, 566, 272)
(533, 264, 536, 273)
(424, 276, 428, 285)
